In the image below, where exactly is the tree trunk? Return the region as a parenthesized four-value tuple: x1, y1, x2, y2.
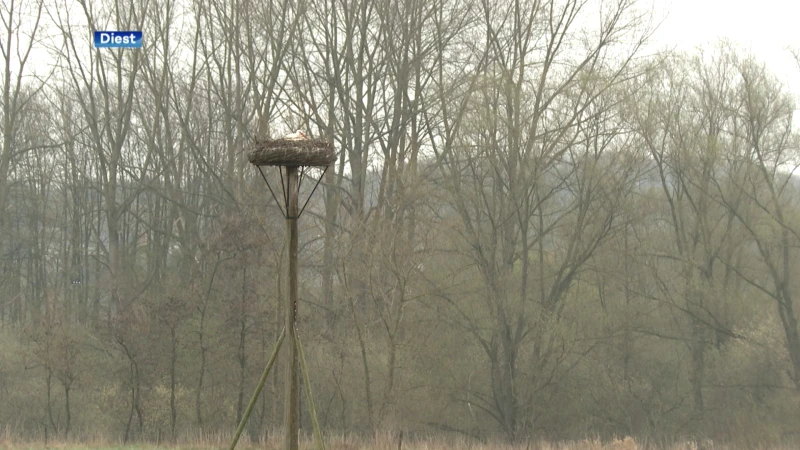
(170, 327, 178, 439)
(63, 383, 71, 438)
(348, 293, 373, 432)
(689, 320, 705, 415)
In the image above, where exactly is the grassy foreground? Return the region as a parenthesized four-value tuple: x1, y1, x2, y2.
(2, 434, 797, 450)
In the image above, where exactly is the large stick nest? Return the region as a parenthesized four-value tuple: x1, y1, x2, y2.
(248, 138, 336, 167)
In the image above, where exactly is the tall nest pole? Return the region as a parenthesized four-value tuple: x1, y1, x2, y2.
(229, 136, 334, 450)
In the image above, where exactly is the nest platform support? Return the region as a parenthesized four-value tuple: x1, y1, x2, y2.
(231, 136, 334, 450)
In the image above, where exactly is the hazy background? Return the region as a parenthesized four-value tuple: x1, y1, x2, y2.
(1, 0, 800, 446)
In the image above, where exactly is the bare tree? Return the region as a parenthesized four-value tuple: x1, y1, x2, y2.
(0, 0, 49, 324)
(717, 54, 800, 389)
(430, 0, 650, 439)
(628, 50, 747, 418)
(50, 0, 152, 323)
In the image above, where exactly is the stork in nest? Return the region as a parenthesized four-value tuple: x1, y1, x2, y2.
(283, 130, 308, 140)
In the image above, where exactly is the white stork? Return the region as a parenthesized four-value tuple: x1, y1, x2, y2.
(284, 130, 308, 140)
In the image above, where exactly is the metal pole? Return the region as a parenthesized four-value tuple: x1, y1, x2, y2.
(284, 166, 300, 450)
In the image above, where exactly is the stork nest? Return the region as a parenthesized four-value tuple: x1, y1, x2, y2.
(248, 138, 336, 167)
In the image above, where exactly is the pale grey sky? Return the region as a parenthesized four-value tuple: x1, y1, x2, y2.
(650, 0, 800, 99)
(12, 0, 800, 108)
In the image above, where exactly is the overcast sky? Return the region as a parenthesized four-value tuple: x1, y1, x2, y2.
(650, 0, 800, 100)
(14, 0, 800, 109)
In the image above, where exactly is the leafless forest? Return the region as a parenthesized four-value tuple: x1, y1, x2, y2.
(2, 0, 800, 446)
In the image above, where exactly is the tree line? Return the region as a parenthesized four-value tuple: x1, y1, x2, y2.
(1, 0, 800, 445)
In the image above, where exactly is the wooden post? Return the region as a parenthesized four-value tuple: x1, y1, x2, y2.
(244, 140, 334, 450)
(284, 166, 300, 450)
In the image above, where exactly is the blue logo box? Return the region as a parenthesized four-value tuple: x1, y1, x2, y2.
(93, 31, 142, 48)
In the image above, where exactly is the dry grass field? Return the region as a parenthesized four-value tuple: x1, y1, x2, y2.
(2, 433, 798, 450)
